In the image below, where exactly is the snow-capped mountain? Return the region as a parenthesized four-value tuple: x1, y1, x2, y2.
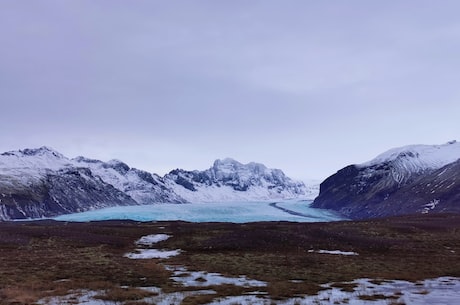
(0, 147, 137, 220)
(358, 140, 460, 184)
(73, 157, 184, 204)
(0, 148, 310, 220)
(165, 158, 312, 202)
(312, 141, 460, 219)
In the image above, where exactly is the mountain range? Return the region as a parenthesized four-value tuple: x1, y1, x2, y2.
(2, 140, 459, 221)
(0, 147, 312, 220)
(312, 140, 460, 219)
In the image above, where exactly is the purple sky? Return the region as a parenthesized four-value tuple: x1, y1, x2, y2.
(1, 1, 459, 181)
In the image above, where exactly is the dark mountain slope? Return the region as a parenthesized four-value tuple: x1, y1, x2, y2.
(312, 141, 460, 219)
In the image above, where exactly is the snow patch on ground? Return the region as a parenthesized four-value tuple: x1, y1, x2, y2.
(205, 277, 460, 305)
(38, 287, 215, 305)
(136, 234, 171, 246)
(125, 234, 181, 259)
(125, 248, 181, 259)
(308, 249, 359, 256)
(38, 277, 460, 305)
(39, 233, 460, 305)
(169, 266, 266, 288)
(422, 199, 440, 214)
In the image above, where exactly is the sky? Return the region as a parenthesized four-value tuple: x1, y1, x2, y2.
(0, 1, 459, 181)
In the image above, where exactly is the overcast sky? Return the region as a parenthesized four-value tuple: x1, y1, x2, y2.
(1, 1, 459, 181)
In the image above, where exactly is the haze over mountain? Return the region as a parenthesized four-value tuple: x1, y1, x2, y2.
(0, 147, 312, 220)
(312, 141, 460, 219)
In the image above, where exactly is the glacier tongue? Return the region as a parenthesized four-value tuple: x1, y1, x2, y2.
(54, 200, 344, 223)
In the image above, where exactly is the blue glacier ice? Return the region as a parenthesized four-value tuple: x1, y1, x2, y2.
(54, 200, 345, 223)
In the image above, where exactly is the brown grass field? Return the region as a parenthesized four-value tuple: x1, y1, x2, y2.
(1, 213, 460, 304)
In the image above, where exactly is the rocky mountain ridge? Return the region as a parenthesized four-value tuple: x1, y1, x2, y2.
(0, 147, 310, 220)
(312, 141, 460, 219)
(165, 158, 312, 202)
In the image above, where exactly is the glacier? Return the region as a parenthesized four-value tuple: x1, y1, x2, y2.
(54, 200, 344, 223)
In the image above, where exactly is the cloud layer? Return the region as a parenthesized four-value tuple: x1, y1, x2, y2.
(1, 1, 459, 179)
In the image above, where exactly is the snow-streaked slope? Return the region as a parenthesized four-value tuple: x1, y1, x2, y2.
(361, 140, 460, 168)
(359, 140, 460, 184)
(165, 158, 312, 202)
(73, 157, 184, 204)
(0, 147, 71, 170)
(0, 147, 172, 220)
(313, 140, 460, 219)
(0, 147, 137, 220)
(0, 147, 72, 184)
(1, 147, 183, 204)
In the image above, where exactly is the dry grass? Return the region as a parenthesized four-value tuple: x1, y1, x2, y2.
(0, 286, 39, 304)
(163, 213, 460, 298)
(181, 294, 217, 305)
(94, 287, 158, 301)
(0, 213, 460, 304)
(330, 282, 358, 292)
(0, 220, 171, 305)
(358, 293, 389, 300)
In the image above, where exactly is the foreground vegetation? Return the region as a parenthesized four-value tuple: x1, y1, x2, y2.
(1, 213, 460, 304)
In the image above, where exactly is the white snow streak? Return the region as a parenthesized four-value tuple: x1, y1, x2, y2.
(422, 199, 440, 214)
(308, 249, 359, 256)
(125, 234, 181, 259)
(136, 234, 171, 246)
(170, 266, 266, 288)
(125, 248, 181, 259)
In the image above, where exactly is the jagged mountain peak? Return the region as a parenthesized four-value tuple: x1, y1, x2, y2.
(73, 156, 182, 204)
(211, 158, 268, 175)
(2, 146, 65, 159)
(166, 158, 310, 202)
(0, 146, 72, 171)
(213, 157, 241, 166)
(103, 159, 131, 174)
(213, 158, 266, 167)
(73, 156, 102, 164)
(106, 159, 128, 166)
